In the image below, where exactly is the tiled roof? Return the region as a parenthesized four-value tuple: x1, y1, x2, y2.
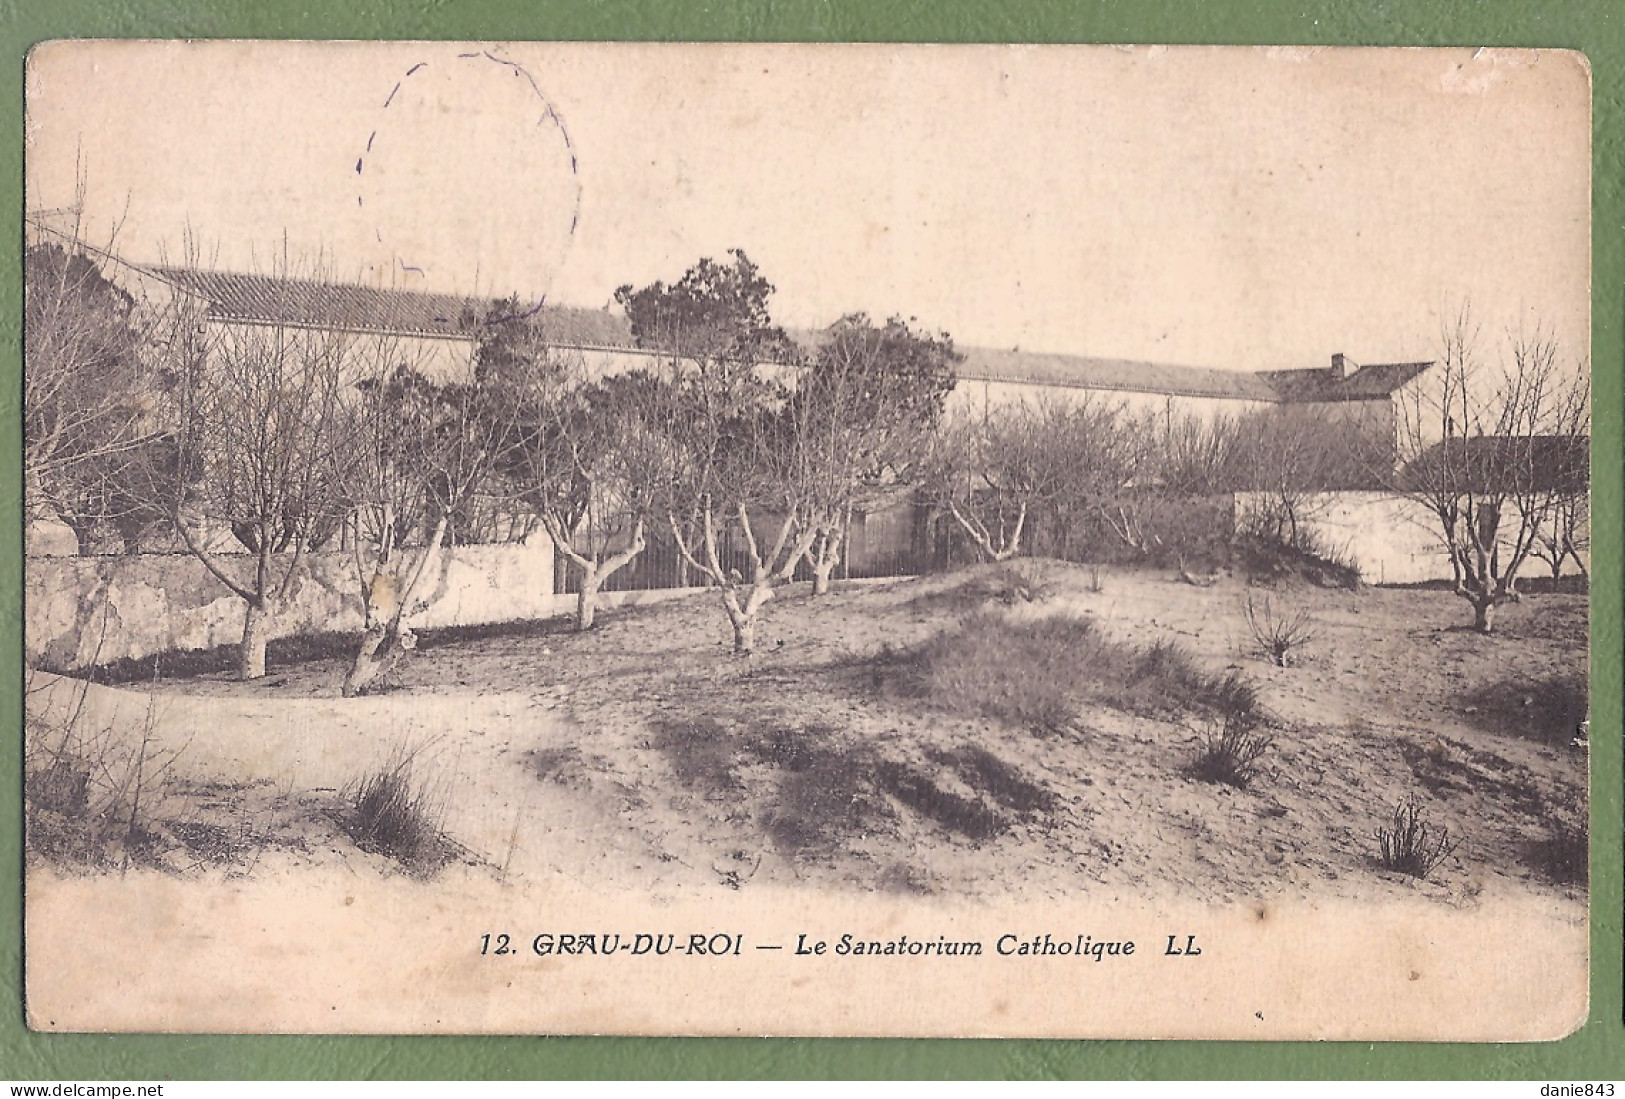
(1260, 360, 1434, 403)
(1402, 435, 1590, 495)
(147, 265, 1430, 404)
(952, 347, 1431, 403)
(146, 266, 637, 347)
(952, 346, 1284, 401)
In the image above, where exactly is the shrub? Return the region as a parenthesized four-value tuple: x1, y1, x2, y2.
(986, 564, 1050, 605)
(1127, 641, 1258, 722)
(1242, 593, 1317, 667)
(346, 745, 453, 872)
(1375, 799, 1459, 879)
(907, 612, 1094, 734)
(1093, 493, 1236, 567)
(881, 610, 1259, 734)
(1235, 528, 1362, 589)
(23, 689, 186, 871)
(1190, 712, 1274, 788)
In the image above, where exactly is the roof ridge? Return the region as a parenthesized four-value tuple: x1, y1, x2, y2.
(146, 262, 631, 319)
(149, 263, 493, 304)
(1257, 360, 1436, 375)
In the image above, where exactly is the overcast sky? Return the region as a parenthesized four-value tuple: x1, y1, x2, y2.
(26, 41, 1592, 371)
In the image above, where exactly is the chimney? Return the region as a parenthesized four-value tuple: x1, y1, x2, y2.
(1331, 352, 1360, 380)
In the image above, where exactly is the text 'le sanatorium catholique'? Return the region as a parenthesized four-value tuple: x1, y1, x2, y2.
(481, 932, 1207, 960)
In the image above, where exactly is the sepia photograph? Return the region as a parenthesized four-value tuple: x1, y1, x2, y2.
(20, 41, 1592, 1039)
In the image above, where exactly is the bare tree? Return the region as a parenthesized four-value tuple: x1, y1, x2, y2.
(146, 279, 356, 679)
(1529, 375, 1591, 581)
(1394, 305, 1590, 632)
(1045, 399, 1142, 560)
(484, 332, 666, 631)
(23, 223, 158, 545)
(1101, 407, 1238, 564)
(340, 341, 517, 696)
(1227, 404, 1359, 547)
(646, 364, 820, 653)
(927, 397, 1128, 564)
(927, 404, 1044, 563)
(617, 251, 814, 653)
(1531, 479, 1590, 581)
(792, 314, 959, 594)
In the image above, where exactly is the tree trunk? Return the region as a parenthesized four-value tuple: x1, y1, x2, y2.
(576, 564, 602, 631)
(565, 521, 645, 631)
(240, 599, 271, 680)
(807, 519, 847, 597)
(808, 532, 840, 596)
(811, 557, 836, 596)
(1472, 596, 1496, 634)
(343, 624, 389, 698)
(69, 519, 97, 557)
(343, 515, 448, 697)
(344, 627, 413, 697)
(345, 630, 380, 697)
(732, 612, 757, 653)
(722, 582, 775, 653)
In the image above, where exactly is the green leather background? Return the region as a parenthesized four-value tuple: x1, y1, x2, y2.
(2, 0, 1620, 1080)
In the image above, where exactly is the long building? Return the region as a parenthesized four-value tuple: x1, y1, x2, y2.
(31, 236, 1462, 583)
(142, 262, 1434, 450)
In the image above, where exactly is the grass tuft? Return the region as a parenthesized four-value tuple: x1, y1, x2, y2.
(1375, 799, 1459, 879)
(1191, 713, 1275, 788)
(1242, 593, 1318, 667)
(23, 689, 188, 872)
(346, 744, 454, 873)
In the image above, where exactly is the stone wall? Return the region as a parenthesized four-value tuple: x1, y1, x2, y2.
(25, 540, 580, 670)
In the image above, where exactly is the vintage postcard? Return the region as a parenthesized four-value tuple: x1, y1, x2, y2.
(21, 41, 1591, 1038)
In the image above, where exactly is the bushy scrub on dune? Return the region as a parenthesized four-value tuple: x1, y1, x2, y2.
(24, 694, 323, 875)
(880, 610, 1258, 735)
(23, 702, 182, 872)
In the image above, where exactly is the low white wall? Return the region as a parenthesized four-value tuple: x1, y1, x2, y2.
(25, 539, 573, 671)
(1234, 491, 1589, 586)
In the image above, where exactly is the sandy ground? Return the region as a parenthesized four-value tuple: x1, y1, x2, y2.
(23, 561, 1591, 1036)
